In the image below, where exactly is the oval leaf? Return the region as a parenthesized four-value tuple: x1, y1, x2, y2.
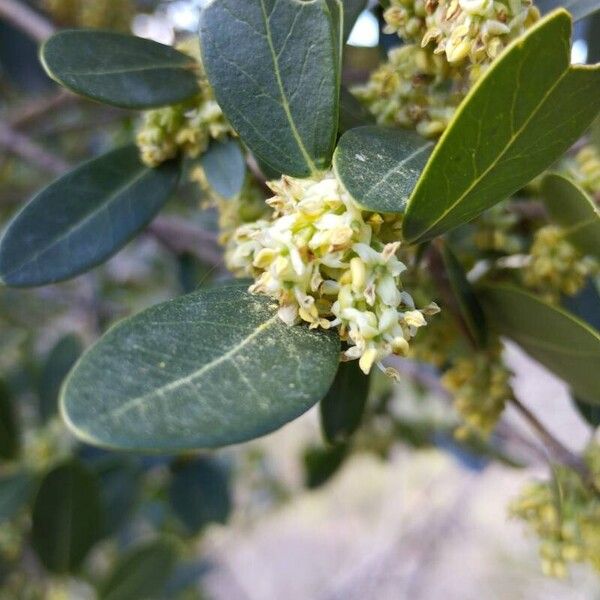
(478, 284, 600, 405)
(0, 471, 33, 524)
(0, 380, 19, 461)
(200, 139, 246, 199)
(403, 10, 600, 243)
(334, 126, 433, 213)
(32, 461, 103, 574)
(98, 540, 177, 600)
(304, 444, 347, 489)
(541, 173, 600, 260)
(574, 397, 600, 427)
(38, 334, 83, 423)
(61, 282, 340, 451)
(200, 0, 342, 177)
(0, 146, 180, 287)
(169, 458, 232, 534)
(41, 30, 199, 109)
(320, 361, 370, 444)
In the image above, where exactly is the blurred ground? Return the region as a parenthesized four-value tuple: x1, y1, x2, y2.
(199, 347, 600, 600)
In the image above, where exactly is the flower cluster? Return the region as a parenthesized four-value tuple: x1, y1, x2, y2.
(510, 445, 600, 578)
(136, 39, 234, 168)
(384, 0, 539, 74)
(442, 345, 513, 438)
(473, 202, 522, 255)
(523, 225, 597, 302)
(227, 173, 438, 374)
(356, 0, 538, 137)
(41, 0, 133, 31)
(564, 145, 600, 197)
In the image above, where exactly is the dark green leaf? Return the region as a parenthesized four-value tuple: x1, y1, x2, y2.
(574, 397, 600, 427)
(541, 173, 600, 260)
(199, 139, 246, 199)
(0, 146, 180, 287)
(320, 361, 369, 444)
(440, 243, 488, 348)
(61, 281, 341, 451)
(334, 125, 433, 212)
(32, 461, 103, 574)
(0, 380, 19, 461)
(200, 0, 342, 177)
(338, 86, 374, 134)
(98, 540, 177, 600)
(304, 444, 347, 489)
(41, 30, 199, 109)
(537, 0, 600, 21)
(403, 10, 600, 242)
(38, 334, 83, 423)
(169, 458, 231, 534)
(478, 284, 600, 405)
(0, 471, 33, 523)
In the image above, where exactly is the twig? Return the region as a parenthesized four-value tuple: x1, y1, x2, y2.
(0, 0, 55, 43)
(0, 122, 71, 175)
(147, 216, 224, 267)
(9, 91, 74, 129)
(509, 396, 590, 477)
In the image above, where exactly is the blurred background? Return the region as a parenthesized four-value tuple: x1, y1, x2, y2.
(0, 1, 599, 598)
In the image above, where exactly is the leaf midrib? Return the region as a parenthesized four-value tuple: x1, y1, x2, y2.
(259, 0, 318, 174)
(413, 66, 569, 240)
(3, 166, 149, 279)
(100, 314, 279, 423)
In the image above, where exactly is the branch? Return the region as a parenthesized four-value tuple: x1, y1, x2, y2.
(0, 122, 71, 175)
(9, 91, 74, 129)
(0, 0, 55, 43)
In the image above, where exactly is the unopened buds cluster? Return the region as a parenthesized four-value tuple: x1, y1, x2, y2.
(384, 0, 539, 73)
(357, 0, 538, 137)
(227, 172, 439, 374)
(41, 0, 134, 31)
(564, 145, 600, 197)
(473, 202, 522, 255)
(137, 39, 234, 168)
(442, 344, 513, 438)
(523, 225, 598, 302)
(510, 444, 600, 578)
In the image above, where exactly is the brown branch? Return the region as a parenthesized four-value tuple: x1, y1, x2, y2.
(9, 91, 74, 129)
(0, 122, 71, 175)
(0, 0, 55, 43)
(509, 396, 590, 478)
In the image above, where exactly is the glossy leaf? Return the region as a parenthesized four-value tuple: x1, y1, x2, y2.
(440, 243, 487, 348)
(41, 30, 199, 109)
(169, 458, 232, 534)
(0, 472, 33, 524)
(320, 361, 369, 444)
(537, 0, 600, 21)
(38, 334, 83, 423)
(200, 0, 342, 177)
(61, 282, 341, 452)
(334, 125, 433, 212)
(0, 146, 180, 287)
(338, 87, 375, 134)
(32, 461, 103, 574)
(541, 173, 600, 260)
(479, 284, 600, 405)
(403, 10, 600, 242)
(0, 380, 19, 460)
(98, 540, 177, 600)
(199, 139, 246, 199)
